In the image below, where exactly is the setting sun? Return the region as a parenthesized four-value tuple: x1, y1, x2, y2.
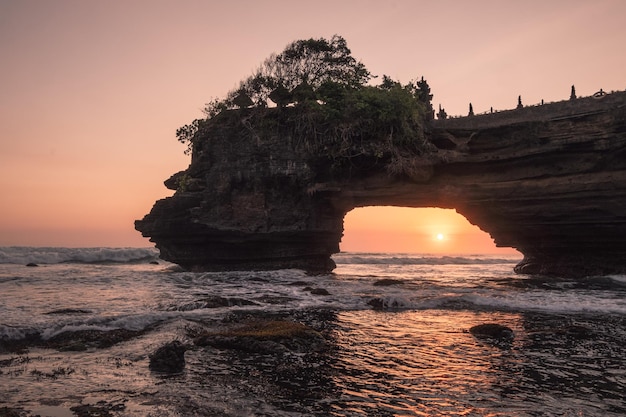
(341, 207, 520, 255)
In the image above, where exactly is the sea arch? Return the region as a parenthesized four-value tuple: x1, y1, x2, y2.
(136, 91, 626, 277)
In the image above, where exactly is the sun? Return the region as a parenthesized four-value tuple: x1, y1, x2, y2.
(436, 233, 445, 241)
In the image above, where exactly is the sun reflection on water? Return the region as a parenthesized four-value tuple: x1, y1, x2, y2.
(330, 310, 525, 416)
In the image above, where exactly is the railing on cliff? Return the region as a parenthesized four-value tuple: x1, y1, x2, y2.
(431, 90, 626, 130)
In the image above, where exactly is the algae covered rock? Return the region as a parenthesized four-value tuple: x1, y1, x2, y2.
(193, 319, 326, 354)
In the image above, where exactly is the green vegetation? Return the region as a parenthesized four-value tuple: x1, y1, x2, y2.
(176, 35, 436, 179)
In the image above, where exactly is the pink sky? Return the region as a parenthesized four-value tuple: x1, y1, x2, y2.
(1, 0, 624, 253)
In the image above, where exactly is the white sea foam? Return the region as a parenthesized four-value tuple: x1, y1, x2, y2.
(464, 292, 626, 315)
(333, 252, 521, 265)
(0, 324, 34, 340)
(0, 246, 159, 265)
(607, 274, 626, 285)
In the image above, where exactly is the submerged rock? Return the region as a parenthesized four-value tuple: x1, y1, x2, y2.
(44, 308, 92, 315)
(306, 287, 331, 296)
(172, 295, 259, 311)
(46, 329, 144, 351)
(193, 319, 326, 354)
(367, 297, 407, 310)
(469, 323, 515, 347)
(0, 407, 26, 417)
(70, 402, 126, 417)
(373, 279, 404, 286)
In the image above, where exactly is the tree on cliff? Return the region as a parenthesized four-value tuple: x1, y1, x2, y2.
(217, 35, 372, 110)
(177, 35, 437, 179)
(415, 76, 434, 119)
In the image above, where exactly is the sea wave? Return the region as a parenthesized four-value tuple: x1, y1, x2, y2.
(607, 275, 626, 286)
(333, 252, 520, 265)
(0, 246, 159, 265)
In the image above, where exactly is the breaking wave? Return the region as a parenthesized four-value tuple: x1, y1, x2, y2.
(0, 246, 159, 265)
(333, 252, 521, 265)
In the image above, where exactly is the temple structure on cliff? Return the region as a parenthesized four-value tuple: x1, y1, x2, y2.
(136, 90, 626, 277)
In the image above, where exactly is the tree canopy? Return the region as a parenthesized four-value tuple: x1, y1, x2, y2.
(177, 35, 436, 178)
(211, 35, 372, 111)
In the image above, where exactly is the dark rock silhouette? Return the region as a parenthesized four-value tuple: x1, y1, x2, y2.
(149, 340, 187, 373)
(469, 323, 514, 347)
(373, 279, 404, 286)
(193, 319, 326, 354)
(136, 91, 626, 277)
(470, 323, 514, 339)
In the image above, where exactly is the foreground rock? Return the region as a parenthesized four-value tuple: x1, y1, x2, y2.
(0, 407, 25, 417)
(193, 319, 326, 355)
(0, 329, 145, 354)
(136, 92, 626, 277)
(149, 340, 187, 373)
(469, 323, 515, 347)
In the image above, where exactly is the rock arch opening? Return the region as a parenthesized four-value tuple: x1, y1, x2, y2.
(341, 207, 520, 256)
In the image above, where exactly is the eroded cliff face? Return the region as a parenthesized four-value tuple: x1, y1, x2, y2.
(136, 110, 346, 272)
(136, 92, 626, 276)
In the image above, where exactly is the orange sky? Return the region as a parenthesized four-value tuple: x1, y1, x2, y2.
(342, 207, 519, 255)
(1, 0, 624, 253)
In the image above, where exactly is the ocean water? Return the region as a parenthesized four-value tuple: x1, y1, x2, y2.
(1, 247, 626, 416)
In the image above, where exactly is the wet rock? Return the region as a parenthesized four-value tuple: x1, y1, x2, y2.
(469, 323, 514, 347)
(309, 288, 331, 296)
(373, 278, 404, 286)
(367, 298, 385, 310)
(367, 297, 405, 310)
(288, 280, 311, 286)
(46, 329, 144, 351)
(70, 402, 125, 417)
(0, 407, 26, 417)
(44, 308, 92, 315)
(0, 332, 44, 354)
(302, 286, 331, 296)
(149, 340, 187, 373)
(561, 324, 594, 340)
(173, 296, 259, 311)
(253, 295, 295, 304)
(200, 296, 258, 307)
(194, 319, 326, 354)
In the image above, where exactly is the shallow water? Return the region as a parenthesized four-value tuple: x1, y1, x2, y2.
(1, 248, 626, 416)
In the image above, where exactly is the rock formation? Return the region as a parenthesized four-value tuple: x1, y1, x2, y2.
(136, 91, 626, 277)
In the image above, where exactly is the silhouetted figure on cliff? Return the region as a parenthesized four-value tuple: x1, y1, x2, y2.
(437, 104, 448, 120)
(593, 89, 606, 98)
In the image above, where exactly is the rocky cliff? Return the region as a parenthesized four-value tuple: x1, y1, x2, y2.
(136, 91, 626, 277)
